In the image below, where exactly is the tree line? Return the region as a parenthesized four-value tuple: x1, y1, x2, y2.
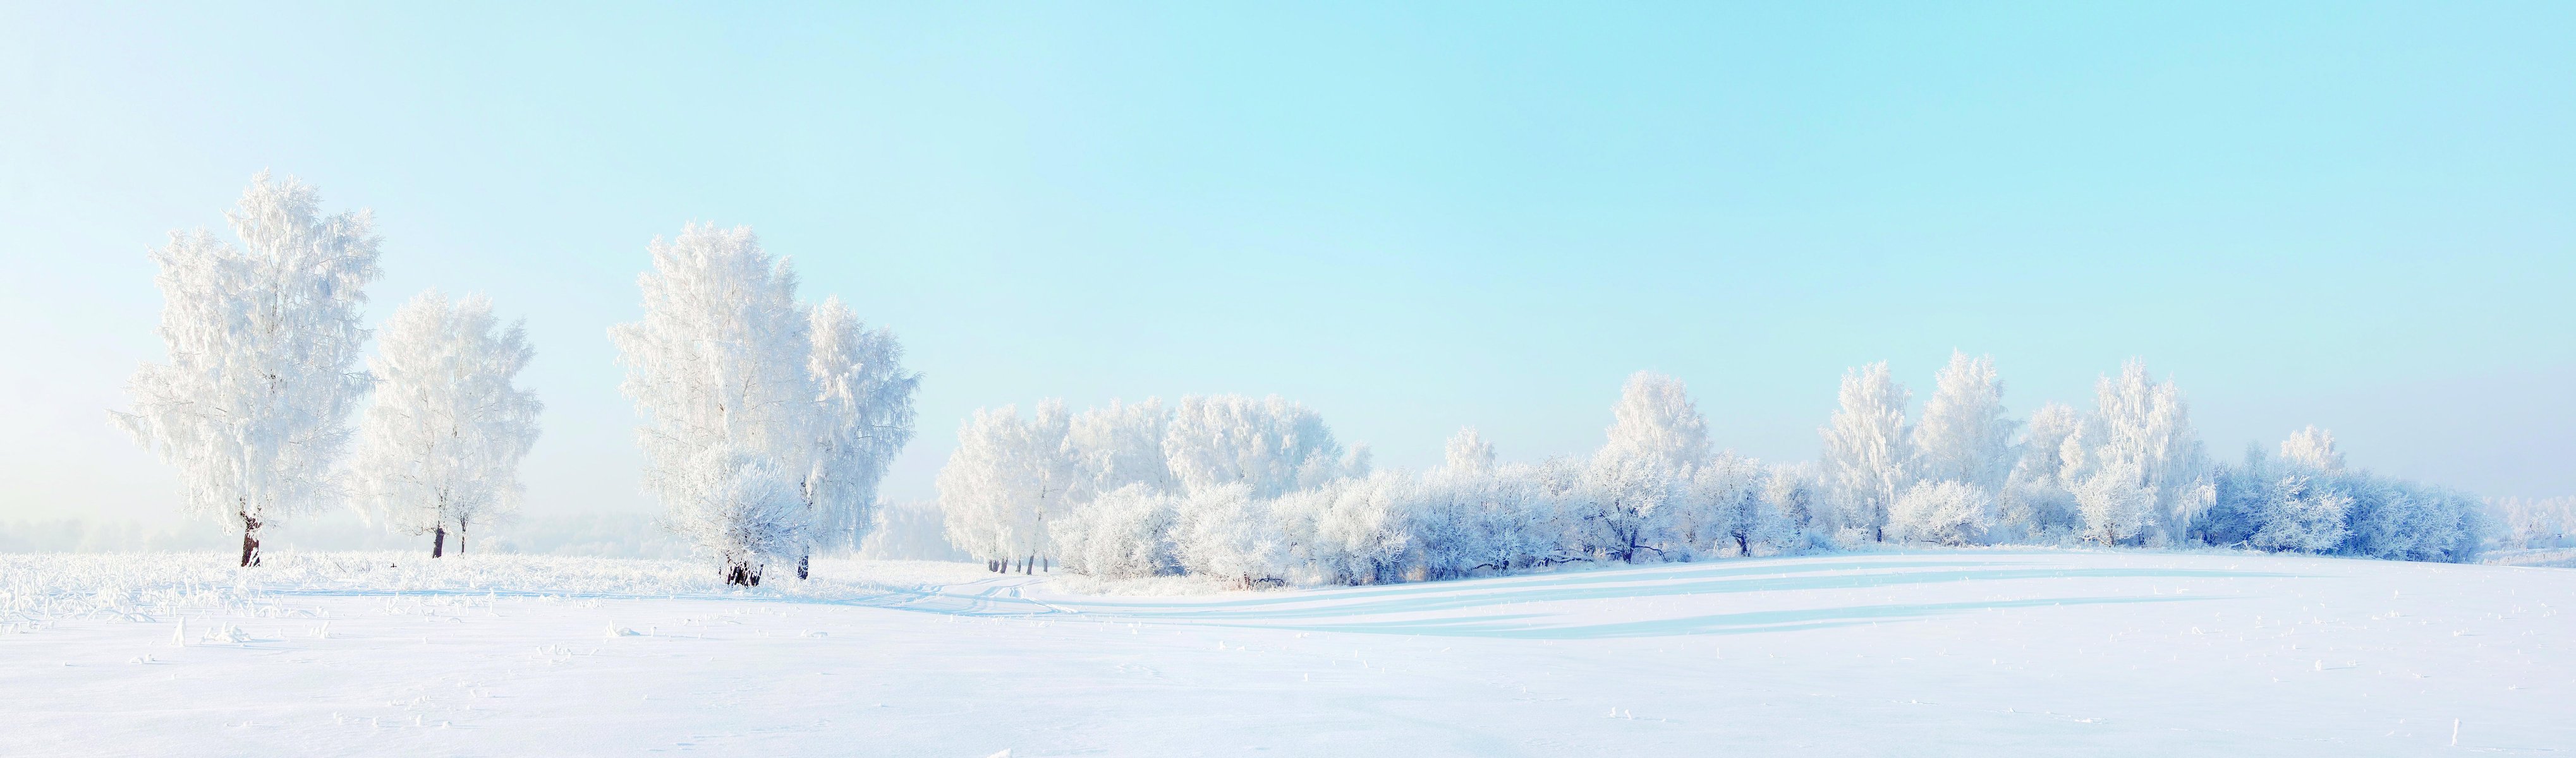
(940, 354, 2493, 587)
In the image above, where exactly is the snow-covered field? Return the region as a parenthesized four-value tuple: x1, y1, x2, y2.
(4, 550, 2568, 756)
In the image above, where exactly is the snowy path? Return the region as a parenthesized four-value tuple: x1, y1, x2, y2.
(4, 550, 2569, 756)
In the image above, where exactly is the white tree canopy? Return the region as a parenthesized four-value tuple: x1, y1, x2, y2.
(112, 173, 382, 566)
(1597, 371, 1711, 472)
(350, 291, 542, 555)
(1163, 395, 1348, 499)
(1443, 426, 1497, 475)
(2279, 425, 2343, 472)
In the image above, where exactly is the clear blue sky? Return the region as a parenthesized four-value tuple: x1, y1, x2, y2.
(4, 2, 2571, 523)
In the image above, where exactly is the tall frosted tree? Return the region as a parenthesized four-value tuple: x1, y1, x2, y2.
(1596, 371, 1712, 472)
(803, 296, 920, 555)
(938, 401, 1074, 572)
(611, 224, 816, 584)
(1821, 361, 1914, 541)
(112, 174, 382, 567)
(350, 291, 543, 557)
(1913, 351, 2017, 495)
(2070, 359, 2211, 545)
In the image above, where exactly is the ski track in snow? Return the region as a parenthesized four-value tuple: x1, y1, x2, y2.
(3, 550, 2569, 756)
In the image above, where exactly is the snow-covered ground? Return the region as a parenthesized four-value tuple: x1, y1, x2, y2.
(4, 550, 2568, 756)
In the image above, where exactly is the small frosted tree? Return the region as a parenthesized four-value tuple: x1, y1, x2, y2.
(1914, 351, 2017, 495)
(2279, 425, 2342, 471)
(611, 224, 816, 585)
(2075, 464, 2154, 546)
(1821, 362, 1914, 541)
(112, 173, 382, 567)
(803, 296, 920, 555)
(350, 291, 543, 557)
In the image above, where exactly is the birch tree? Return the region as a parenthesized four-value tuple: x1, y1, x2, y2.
(1821, 362, 1914, 541)
(350, 291, 542, 557)
(112, 173, 382, 567)
(611, 224, 815, 585)
(803, 296, 920, 555)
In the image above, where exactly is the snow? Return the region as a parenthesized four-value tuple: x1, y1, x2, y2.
(4, 550, 2568, 755)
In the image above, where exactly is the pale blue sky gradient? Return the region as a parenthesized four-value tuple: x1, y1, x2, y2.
(4, 2, 2571, 522)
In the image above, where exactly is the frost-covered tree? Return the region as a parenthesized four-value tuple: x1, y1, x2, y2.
(2279, 425, 2342, 471)
(112, 174, 382, 567)
(2067, 360, 2211, 546)
(2494, 496, 2575, 550)
(937, 402, 1074, 572)
(1997, 402, 2082, 540)
(1692, 454, 1788, 556)
(1763, 462, 1830, 545)
(1162, 395, 1349, 498)
(2074, 464, 2154, 545)
(1821, 362, 1914, 541)
(350, 291, 542, 557)
(1890, 480, 1996, 546)
(1914, 352, 2017, 495)
(1444, 426, 1497, 474)
(803, 296, 920, 554)
(1599, 371, 1712, 471)
(611, 224, 817, 585)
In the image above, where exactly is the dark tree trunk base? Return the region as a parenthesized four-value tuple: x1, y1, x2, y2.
(238, 514, 262, 568)
(432, 526, 447, 558)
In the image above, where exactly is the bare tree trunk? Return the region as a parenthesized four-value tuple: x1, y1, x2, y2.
(238, 509, 262, 567)
(797, 555, 809, 580)
(458, 518, 468, 555)
(432, 526, 446, 558)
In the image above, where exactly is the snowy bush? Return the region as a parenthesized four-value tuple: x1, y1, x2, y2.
(1052, 485, 1181, 579)
(2075, 467, 2155, 546)
(2199, 428, 2488, 562)
(1890, 480, 1995, 546)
